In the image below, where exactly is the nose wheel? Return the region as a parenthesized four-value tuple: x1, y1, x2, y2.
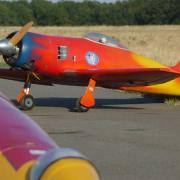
(19, 94, 34, 110)
(17, 72, 35, 110)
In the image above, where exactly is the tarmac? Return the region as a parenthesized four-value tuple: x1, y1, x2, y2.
(1, 79, 180, 180)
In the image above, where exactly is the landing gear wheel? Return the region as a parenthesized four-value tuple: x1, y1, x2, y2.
(20, 95, 34, 110)
(76, 98, 89, 112)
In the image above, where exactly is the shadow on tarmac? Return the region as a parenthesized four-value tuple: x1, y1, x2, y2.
(11, 96, 160, 111)
(18, 96, 160, 111)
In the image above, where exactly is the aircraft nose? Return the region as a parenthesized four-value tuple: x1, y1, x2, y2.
(0, 21, 33, 67)
(0, 39, 17, 57)
(40, 158, 100, 180)
(30, 148, 100, 180)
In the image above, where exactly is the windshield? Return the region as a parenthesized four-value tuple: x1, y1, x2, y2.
(84, 32, 128, 49)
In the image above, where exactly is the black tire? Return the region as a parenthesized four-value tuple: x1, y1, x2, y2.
(20, 95, 34, 110)
(76, 98, 89, 112)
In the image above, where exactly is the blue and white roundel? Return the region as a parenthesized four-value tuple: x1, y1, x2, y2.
(86, 51, 99, 66)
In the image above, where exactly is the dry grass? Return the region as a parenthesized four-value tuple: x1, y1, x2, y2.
(0, 25, 180, 66)
(165, 98, 180, 105)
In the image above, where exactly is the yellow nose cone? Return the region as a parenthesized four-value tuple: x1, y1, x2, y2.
(40, 158, 100, 180)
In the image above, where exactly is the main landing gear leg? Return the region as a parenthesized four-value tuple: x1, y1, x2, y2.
(17, 73, 34, 110)
(76, 79, 96, 112)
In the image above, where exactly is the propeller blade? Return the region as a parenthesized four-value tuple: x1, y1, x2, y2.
(9, 21, 33, 45)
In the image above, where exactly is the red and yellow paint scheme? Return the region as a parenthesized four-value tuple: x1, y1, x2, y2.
(0, 22, 180, 112)
(0, 92, 100, 179)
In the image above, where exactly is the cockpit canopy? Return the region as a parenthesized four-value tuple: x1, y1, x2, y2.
(84, 32, 128, 49)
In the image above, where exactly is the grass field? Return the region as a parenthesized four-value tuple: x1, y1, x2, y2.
(0, 25, 180, 66)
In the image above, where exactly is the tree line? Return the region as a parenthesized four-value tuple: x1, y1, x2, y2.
(0, 0, 180, 26)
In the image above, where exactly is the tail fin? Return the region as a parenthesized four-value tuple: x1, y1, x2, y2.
(172, 61, 180, 72)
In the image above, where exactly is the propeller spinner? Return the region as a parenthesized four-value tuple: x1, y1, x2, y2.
(0, 21, 33, 65)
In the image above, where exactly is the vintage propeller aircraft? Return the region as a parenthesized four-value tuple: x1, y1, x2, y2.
(0, 21, 180, 112)
(0, 92, 100, 179)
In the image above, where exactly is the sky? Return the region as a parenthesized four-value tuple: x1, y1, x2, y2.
(5, 0, 120, 2)
(51, 0, 119, 2)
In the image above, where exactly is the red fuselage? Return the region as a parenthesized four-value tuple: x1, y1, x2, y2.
(7, 32, 180, 96)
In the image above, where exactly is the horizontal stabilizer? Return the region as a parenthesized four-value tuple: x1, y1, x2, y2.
(172, 61, 180, 72)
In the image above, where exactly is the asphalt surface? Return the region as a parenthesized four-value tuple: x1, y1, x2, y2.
(1, 79, 180, 180)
